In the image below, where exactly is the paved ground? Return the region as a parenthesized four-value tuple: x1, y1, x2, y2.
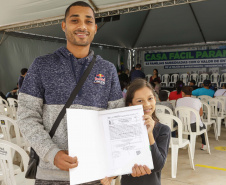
(162, 125, 226, 185)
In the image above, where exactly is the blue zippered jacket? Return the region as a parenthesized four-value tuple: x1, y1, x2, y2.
(17, 47, 124, 181)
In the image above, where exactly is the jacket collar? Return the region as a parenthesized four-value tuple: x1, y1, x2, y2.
(59, 47, 94, 65)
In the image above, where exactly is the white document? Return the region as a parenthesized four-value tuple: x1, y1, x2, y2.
(67, 105, 153, 185)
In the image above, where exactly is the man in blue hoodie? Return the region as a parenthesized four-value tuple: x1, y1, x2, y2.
(17, 1, 124, 185)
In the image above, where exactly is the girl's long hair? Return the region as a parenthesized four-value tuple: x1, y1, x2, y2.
(176, 80, 184, 95)
(125, 78, 159, 123)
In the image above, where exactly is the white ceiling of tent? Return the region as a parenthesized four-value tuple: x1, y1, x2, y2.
(0, 0, 175, 28)
(1, 0, 226, 49)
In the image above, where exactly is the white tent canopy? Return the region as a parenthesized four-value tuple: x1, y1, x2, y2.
(2, 0, 225, 49)
(0, 0, 205, 29)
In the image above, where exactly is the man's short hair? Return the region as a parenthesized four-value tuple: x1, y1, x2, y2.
(158, 91, 168, 101)
(182, 86, 193, 95)
(190, 80, 196, 85)
(203, 80, 211, 86)
(135, 64, 141, 69)
(64, 1, 95, 20)
(21, 68, 28, 75)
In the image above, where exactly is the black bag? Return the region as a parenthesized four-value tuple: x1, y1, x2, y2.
(25, 148, 39, 179)
(25, 56, 96, 179)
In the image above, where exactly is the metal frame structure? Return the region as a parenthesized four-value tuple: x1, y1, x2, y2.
(1, 0, 207, 32)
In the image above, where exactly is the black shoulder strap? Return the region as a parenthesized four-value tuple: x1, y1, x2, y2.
(49, 55, 96, 138)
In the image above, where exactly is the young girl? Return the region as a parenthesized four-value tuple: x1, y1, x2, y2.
(120, 78, 171, 185)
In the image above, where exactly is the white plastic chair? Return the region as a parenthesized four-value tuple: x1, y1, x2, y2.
(180, 73, 189, 85)
(198, 95, 212, 103)
(175, 106, 211, 159)
(169, 100, 176, 110)
(156, 105, 173, 115)
(215, 95, 226, 111)
(201, 101, 218, 140)
(161, 90, 170, 97)
(0, 97, 9, 107)
(220, 73, 226, 87)
(169, 74, 179, 87)
(208, 99, 225, 136)
(158, 114, 194, 178)
(161, 74, 170, 87)
(158, 74, 161, 81)
(146, 74, 152, 82)
(0, 97, 13, 118)
(0, 115, 28, 150)
(198, 73, 209, 87)
(0, 97, 8, 117)
(7, 98, 18, 119)
(198, 96, 212, 123)
(0, 104, 7, 117)
(190, 73, 199, 83)
(210, 73, 220, 87)
(0, 139, 35, 185)
(215, 96, 226, 126)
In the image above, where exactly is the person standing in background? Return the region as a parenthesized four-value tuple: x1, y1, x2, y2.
(130, 64, 145, 82)
(18, 68, 28, 89)
(149, 69, 161, 84)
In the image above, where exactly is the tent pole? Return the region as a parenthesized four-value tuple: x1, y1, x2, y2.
(189, 3, 206, 43)
(132, 10, 151, 49)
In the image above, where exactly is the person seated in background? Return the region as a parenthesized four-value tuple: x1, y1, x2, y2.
(189, 80, 198, 90)
(149, 69, 161, 84)
(214, 83, 226, 97)
(129, 67, 135, 82)
(169, 80, 184, 100)
(5, 83, 19, 99)
(18, 68, 28, 89)
(130, 64, 145, 82)
(151, 78, 161, 94)
(119, 70, 130, 84)
(125, 69, 130, 77)
(117, 70, 122, 76)
(157, 90, 173, 111)
(176, 86, 207, 150)
(192, 80, 215, 97)
(120, 80, 129, 99)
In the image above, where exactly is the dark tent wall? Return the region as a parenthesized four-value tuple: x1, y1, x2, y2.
(0, 33, 127, 94)
(0, 33, 64, 94)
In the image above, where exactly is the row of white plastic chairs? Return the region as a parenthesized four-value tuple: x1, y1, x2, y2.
(0, 113, 33, 185)
(161, 94, 226, 137)
(0, 96, 225, 183)
(0, 97, 33, 185)
(155, 95, 226, 178)
(0, 139, 35, 185)
(146, 73, 226, 87)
